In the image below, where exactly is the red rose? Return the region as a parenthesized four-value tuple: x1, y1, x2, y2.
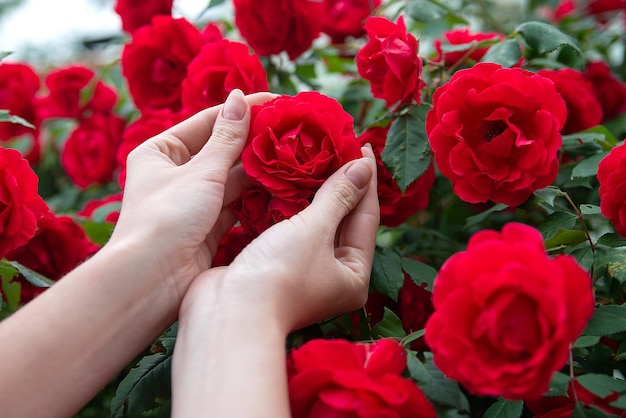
(425, 62, 566, 206)
(288, 338, 436, 417)
(241, 91, 362, 201)
(356, 16, 425, 109)
(0, 62, 41, 163)
(180, 39, 269, 114)
(116, 108, 185, 187)
(61, 113, 125, 188)
(433, 28, 505, 67)
(121, 16, 206, 111)
(598, 142, 626, 236)
(37, 65, 118, 120)
(6, 213, 98, 303)
(233, 0, 324, 60)
(537, 68, 603, 134)
(425, 223, 594, 399)
(359, 126, 435, 226)
(77, 193, 124, 223)
(584, 60, 626, 121)
(114, 0, 173, 33)
(212, 226, 255, 267)
(553, 0, 576, 20)
(525, 380, 626, 417)
(321, 0, 382, 44)
(0, 147, 48, 259)
(586, 0, 626, 15)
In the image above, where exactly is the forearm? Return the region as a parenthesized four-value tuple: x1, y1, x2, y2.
(171, 277, 291, 418)
(0, 236, 182, 417)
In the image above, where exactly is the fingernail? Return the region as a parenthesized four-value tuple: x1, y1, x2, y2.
(222, 89, 246, 120)
(345, 159, 372, 189)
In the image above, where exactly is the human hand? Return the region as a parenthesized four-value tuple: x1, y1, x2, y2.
(108, 89, 276, 299)
(181, 145, 379, 332)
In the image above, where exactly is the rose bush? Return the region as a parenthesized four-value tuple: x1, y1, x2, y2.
(2, 0, 626, 416)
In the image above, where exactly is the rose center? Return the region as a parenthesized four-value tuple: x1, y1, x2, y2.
(152, 58, 177, 83)
(479, 120, 507, 142)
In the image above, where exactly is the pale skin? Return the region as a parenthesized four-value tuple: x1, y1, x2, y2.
(0, 89, 379, 417)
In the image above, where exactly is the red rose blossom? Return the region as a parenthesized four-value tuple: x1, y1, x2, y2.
(537, 68, 603, 134)
(584, 60, 626, 121)
(288, 338, 436, 417)
(37, 65, 118, 120)
(114, 0, 173, 34)
(425, 62, 566, 206)
(598, 142, 626, 237)
(121, 16, 206, 112)
(356, 15, 425, 109)
(212, 226, 255, 267)
(0, 147, 48, 259)
(61, 113, 125, 189)
(425, 223, 594, 399)
(586, 0, 626, 15)
(359, 126, 435, 226)
(180, 39, 269, 114)
(433, 28, 505, 67)
(6, 213, 98, 303)
(321, 0, 382, 44)
(241, 91, 362, 201)
(233, 0, 324, 60)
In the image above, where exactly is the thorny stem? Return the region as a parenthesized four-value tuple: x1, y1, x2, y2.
(563, 192, 595, 254)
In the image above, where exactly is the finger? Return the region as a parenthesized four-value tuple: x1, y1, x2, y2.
(223, 164, 251, 207)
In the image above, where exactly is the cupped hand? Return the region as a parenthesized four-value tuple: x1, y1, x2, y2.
(109, 90, 276, 298)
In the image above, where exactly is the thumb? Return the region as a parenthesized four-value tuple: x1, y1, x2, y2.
(304, 156, 374, 229)
(190, 89, 250, 183)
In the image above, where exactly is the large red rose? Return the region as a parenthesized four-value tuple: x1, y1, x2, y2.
(598, 142, 626, 236)
(0, 62, 41, 163)
(37, 65, 118, 120)
(433, 28, 505, 67)
(233, 0, 324, 60)
(288, 338, 436, 417)
(321, 0, 382, 44)
(5, 213, 98, 303)
(121, 16, 206, 112)
(114, 0, 173, 34)
(359, 126, 435, 226)
(425, 223, 594, 399)
(584, 60, 626, 121)
(241, 91, 362, 201)
(61, 113, 125, 188)
(0, 147, 48, 259)
(537, 68, 603, 134)
(356, 16, 425, 109)
(425, 62, 566, 206)
(180, 39, 269, 114)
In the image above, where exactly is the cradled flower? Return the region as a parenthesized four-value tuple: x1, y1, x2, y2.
(5, 213, 99, 303)
(320, 0, 382, 45)
(425, 62, 566, 206)
(61, 113, 126, 189)
(583, 60, 626, 121)
(598, 142, 626, 237)
(121, 16, 206, 112)
(181, 39, 269, 115)
(537, 67, 603, 134)
(212, 225, 255, 267)
(114, 0, 173, 34)
(233, 0, 324, 61)
(425, 223, 594, 400)
(288, 338, 436, 417)
(356, 15, 425, 109)
(241, 91, 362, 201)
(358, 126, 435, 227)
(0, 147, 49, 259)
(37, 65, 118, 120)
(432, 27, 505, 67)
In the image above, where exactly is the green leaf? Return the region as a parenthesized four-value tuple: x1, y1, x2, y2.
(544, 229, 587, 250)
(0, 109, 35, 129)
(407, 352, 470, 411)
(406, 0, 447, 22)
(481, 39, 522, 68)
(402, 329, 425, 346)
(574, 335, 601, 348)
(382, 106, 432, 193)
(6, 261, 54, 288)
(205, 0, 226, 8)
(401, 257, 437, 290)
(0, 51, 11, 60)
(572, 402, 617, 418)
(0, 263, 20, 312)
(538, 211, 577, 241)
(577, 374, 626, 398)
(80, 220, 115, 246)
(533, 186, 566, 212)
(483, 398, 523, 418)
(584, 305, 626, 336)
(371, 248, 404, 301)
(580, 204, 602, 215)
(464, 203, 508, 229)
(597, 233, 626, 248)
(546, 372, 571, 397)
(571, 153, 608, 179)
(596, 248, 626, 284)
(515, 21, 582, 55)
(370, 307, 406, 338)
